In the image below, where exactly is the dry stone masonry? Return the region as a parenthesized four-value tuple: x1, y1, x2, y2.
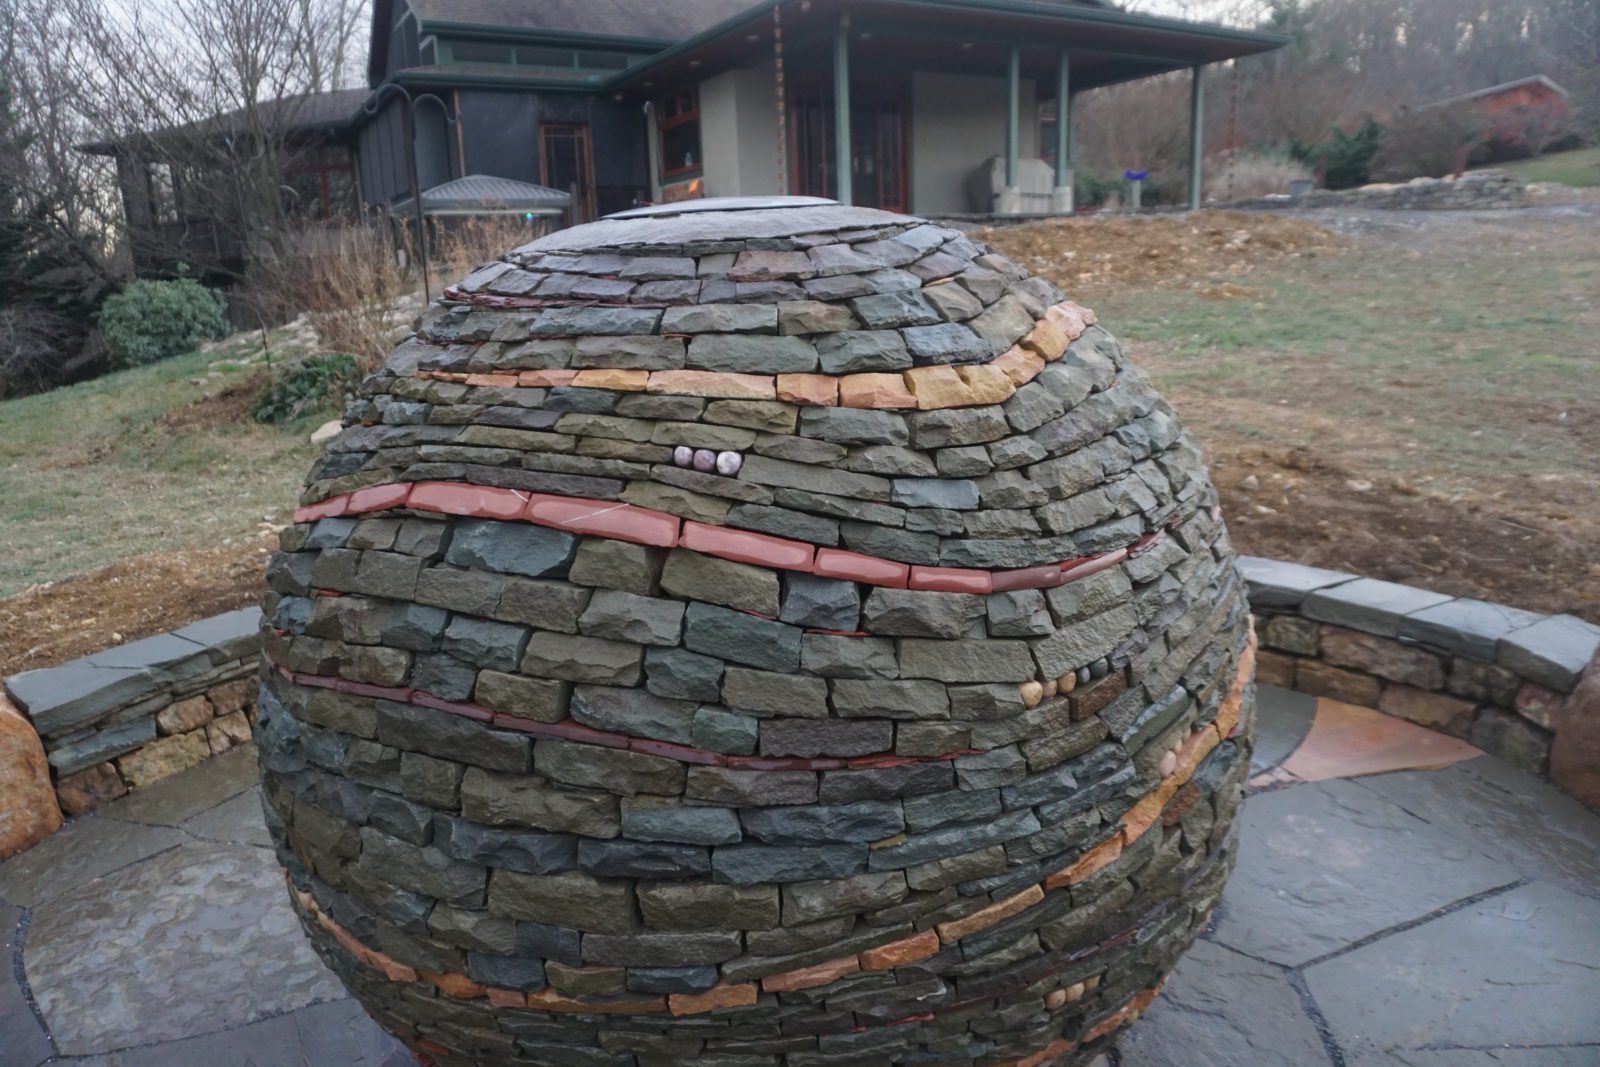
(256, 198, 1257, 1067)
(2, 609, 260, 816)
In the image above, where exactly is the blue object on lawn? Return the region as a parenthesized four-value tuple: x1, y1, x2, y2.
(1124, 169, 1149, 181)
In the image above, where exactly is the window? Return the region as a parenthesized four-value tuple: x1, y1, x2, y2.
(451, 41, 513, 64)
(441, 40, 642, 74)
(146, 162, 179, 224)
(656, 91, 701, 179)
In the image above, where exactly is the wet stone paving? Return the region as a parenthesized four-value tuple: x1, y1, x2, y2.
(1, 686, 1596, 1066)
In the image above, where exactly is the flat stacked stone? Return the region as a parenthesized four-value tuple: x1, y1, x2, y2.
(258, 198, 1256, 1067)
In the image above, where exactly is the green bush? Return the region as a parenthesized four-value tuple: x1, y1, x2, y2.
(1292, 117, 1384, 190)
(254, 355, 361, 425)
(99, 277, 229, 369)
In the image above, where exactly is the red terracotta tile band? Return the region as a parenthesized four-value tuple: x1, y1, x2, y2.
(292, 481, 1198, 596)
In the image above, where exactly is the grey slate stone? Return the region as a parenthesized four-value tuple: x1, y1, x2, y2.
(578, 839, 711, 880)
(815, 331, 912, 374)
(1398, 597, 1545, 660)
(1236, 556, 1354, 609)
(374, 701, 531, 773)
(741, 801, 905, 844)
(691, 706, 760, 755)
(1301, 577, 1455, 638)
(442, 617, 530, 673)
(892, 478, 980, 510)
(686, 334, 819, 373)
(760, 718, 893, 758)
(901, 323, 992, 365)
(626, 966, 720, 994)
(851, 291, 941, 329)
(712, 843, 868, 884)
(799, 406, 910, 446)
(446, 520, 576, 579)
(644, 647, 726, 703)
(620, 797, 743, 845)
(7, 663, 159, 735)
(779, 573, 862, 631)
(684, 603, 802, 672)
(578, 590, 685, 646)
(434, 816, 579, 874)
(1498, 614, 1600, 692)
(45, 716, 157, 774)
(571, 684, 696, 744)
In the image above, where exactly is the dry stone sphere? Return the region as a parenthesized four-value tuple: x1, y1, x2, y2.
(257, 198, 1257, 1067)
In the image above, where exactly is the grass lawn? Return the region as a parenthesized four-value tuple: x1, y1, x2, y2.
(1476, 146, 1600, 187)
(0, 337, 324, 598)
(1075, 208, 1600, 621)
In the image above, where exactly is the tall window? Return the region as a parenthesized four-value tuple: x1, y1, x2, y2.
(541, 123, 596, 223)
(146, 162, 179, 224)
(656, 91, 701, 179)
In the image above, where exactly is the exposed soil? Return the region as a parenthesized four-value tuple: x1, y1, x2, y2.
(974, 210, 1346, 295)
(0, 542, 270, 674)
(156, 374, 265, 432)
(1206, 442, 1600, 623)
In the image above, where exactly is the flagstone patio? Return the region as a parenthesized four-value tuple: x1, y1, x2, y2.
(2, 686, 1596, 1066)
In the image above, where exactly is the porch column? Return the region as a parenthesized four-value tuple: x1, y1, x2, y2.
(1052, 50, 1072, 214)
(834, 16, 852, 206)
(999, 45, 1022, 215)
(1188, 63, 1205, 211)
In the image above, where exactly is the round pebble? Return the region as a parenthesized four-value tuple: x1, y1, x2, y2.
(672, 445, 693, 467)
(1057, 672, 1078, 694)
(1042, 677, 1058, 699)
(1019, 681, 1045, 709)
(1158, 749, 1179, 777)
(716, 450, 743, 476)
(1064, 981, 1086, 1003)
(692, 448, 716, 472)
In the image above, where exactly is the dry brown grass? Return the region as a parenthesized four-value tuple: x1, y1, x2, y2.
(1204, 153, 1316, 202)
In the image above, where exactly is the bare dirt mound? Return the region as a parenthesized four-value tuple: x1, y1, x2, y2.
(978, 210, 1345, 295)
(0, 542, 270, 674)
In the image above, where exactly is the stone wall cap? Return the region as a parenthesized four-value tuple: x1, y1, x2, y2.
(1398, 597, 1546, 661)
(1497, 614, 1600, 693)
(172, 608, 262, 664)
(1236, 556, 1354, 608)
(1301, 577, 1454, 638)
(520, 204, 916, 254)
(2, 662, 158, 735)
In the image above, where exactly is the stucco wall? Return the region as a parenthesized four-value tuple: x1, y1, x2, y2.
(698, 61, 782, 198)
(910, 71, 1038, 214)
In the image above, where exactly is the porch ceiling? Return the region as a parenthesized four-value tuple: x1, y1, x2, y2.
(610, 0, 1290, 97)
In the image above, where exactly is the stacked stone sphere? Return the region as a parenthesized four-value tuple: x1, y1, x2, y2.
(257, 199, 1256, 1067)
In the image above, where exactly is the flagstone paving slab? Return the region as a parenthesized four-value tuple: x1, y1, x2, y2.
(1274, 697, 1482, 783)
(1249, 684, 1317, 776)
(1347, 757, 1600, 898)
(1347, 1051, 1600, 1067)
(24, 840, 344, 1055)
(100, 743, 258, 827)
(1306, 880, 1600, 1056)
(179, 785, 273, 849)
(61, 996, 410, 1067)
(1209, 778, 1520, 967)
(0, 814, 184, 909)
(1115, 938, 1328, 1067)
(2, 904, 54, 1067)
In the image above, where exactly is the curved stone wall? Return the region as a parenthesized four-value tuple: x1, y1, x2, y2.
(257, 200, 1256, 1067)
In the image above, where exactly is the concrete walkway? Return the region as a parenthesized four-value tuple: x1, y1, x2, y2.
(2, 687, 1596, 1066)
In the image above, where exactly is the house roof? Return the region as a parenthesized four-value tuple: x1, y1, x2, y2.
(1424, 75, 1570, 110)
(368, 0, 1120, 83)
(395, 174, 573, 215)
(81, 88, 371, 155)
(609, 0, 1291, 97)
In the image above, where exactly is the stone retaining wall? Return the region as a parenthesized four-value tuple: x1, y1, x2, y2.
(1240, 557, 1600, 807)
(2, 609, 260, 815)
(1229, 170, 1527, 213)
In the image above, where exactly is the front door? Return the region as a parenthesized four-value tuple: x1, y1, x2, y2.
(540, 123, 596, 224)
(789, 82, 907, 213)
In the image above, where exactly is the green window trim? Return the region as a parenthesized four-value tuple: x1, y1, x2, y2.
(438, 38, 648, 76)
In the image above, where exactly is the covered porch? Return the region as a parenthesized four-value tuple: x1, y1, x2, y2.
(617, 0, 1288, 216)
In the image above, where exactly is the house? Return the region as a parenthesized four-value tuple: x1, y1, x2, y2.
(360, 0, 1288, 218)
(91, 0, 1289, 277)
